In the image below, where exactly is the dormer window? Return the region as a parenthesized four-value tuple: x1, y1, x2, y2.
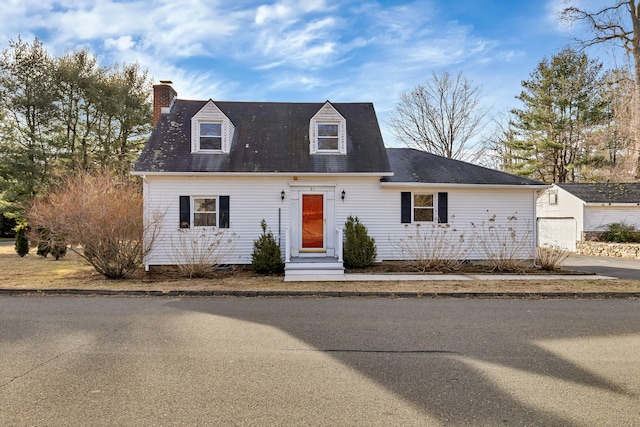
(317, 123, 339, 151)
(309, 101, 347, 155)
(191, 100, 234, 153)
(199, 122, 222, 150)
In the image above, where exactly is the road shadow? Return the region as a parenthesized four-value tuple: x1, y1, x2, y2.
(167, 298, 640, 426)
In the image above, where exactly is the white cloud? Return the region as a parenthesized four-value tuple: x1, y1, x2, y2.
(254, 16, 341, 68)
(255, 0, 329, 25)
(255, 3, 292, 25)
(104, 35, 135, 51)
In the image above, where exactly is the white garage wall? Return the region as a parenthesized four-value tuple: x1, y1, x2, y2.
(584, 206, 640, 232)
(536, 185, 585, 243)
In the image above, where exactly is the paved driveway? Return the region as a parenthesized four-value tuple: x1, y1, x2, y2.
(564, 254, 640, 280)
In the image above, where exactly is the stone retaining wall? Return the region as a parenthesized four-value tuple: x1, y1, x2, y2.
(576, 241, 640, 259)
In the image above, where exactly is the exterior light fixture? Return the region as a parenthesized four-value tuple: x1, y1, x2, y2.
(341, 190, 346, 200)
(281, 190, 285, 201)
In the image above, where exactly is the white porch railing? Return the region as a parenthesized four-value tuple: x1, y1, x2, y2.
(336, 227, 343, 262)
(285, 227, 291, 262)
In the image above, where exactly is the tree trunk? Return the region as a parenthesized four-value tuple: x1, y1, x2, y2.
(630, 1, 640, 179)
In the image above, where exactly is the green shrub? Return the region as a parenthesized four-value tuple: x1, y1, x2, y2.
(251, 219, 284, 274)
(601, 222, 640, 243)
(343, 215, 376, 269)
(14, 223, 29, 257)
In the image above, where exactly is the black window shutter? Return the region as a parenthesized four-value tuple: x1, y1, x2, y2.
(401, 192, 411, 223)
(219, 196, 230, 228)
(179, 196, 190, 228)
(437, 192, 448, 223)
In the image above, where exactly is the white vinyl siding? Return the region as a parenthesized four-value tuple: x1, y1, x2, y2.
(144, 176, 291, 265)
(337, 180, 537, 261)
(584, 206, 640, 232)
(143, 175, 539, 265)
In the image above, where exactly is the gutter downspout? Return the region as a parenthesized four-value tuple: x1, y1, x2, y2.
(142, 175, 150, 272)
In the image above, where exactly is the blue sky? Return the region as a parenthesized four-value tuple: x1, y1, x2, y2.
(0, 0, 621, 147)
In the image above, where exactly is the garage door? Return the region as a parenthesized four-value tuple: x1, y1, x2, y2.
(537, 218, 577, 251)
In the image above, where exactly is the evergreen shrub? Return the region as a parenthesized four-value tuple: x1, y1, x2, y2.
(343, 215, 376, 269)
(601, 222, 640, 243)
(251, 219, 284, 274)
(14, 223, 29, 257)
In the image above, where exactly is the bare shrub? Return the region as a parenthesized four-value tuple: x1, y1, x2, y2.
(535, 245, 570, 271)
(169, 228, 237, 278)
(395, 221, 468, 272)
(28, 171, 161, 279)
(471, 212, 533, 272)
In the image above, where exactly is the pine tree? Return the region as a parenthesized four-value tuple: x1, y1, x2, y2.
(504, 47, 610, 183)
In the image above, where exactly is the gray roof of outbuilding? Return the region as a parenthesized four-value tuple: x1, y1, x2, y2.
(556, 182, 640, 203)
(133, 99, 391, 174)
(383, 148, 545, 185)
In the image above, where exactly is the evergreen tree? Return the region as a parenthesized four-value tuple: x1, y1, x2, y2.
(251, 219, 284, 274)
(0, 37, 152, 218)
(504, 47, 610, 183)
(343, 216, 376, 269)
(14, 223, 29, 257)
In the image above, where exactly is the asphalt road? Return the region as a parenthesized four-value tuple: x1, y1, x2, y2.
(1, 297, 639, 426)
(564, 254, 640, 280)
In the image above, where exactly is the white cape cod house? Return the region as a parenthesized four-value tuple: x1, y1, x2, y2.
(132, 82, 546, 277)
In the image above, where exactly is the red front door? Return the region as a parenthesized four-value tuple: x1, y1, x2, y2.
(302, 194, 324, 249)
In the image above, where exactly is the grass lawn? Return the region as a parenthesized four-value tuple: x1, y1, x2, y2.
(1, 242, 640, 294)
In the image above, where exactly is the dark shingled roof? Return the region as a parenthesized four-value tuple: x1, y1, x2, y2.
(133, 100, 391, 174)
(383, 148, 544, 185)
(557, 182, 640, 203)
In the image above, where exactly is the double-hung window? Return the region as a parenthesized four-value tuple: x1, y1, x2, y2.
(199, 122, 222, 150)
(401, 192, 447, 224)
(317, 123, 339, 151)
(413, 193, 434, 222)
(193, 197, 217, 227)
(180, 195, 230, 229)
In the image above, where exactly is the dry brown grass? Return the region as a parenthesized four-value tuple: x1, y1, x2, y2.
(2, 242, 640, 294)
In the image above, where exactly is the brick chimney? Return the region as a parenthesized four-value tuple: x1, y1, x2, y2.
(152, 80, 177, 126)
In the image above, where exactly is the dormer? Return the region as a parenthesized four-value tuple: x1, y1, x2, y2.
(309, 101, 347, 155)
(191, 100, 234, 154)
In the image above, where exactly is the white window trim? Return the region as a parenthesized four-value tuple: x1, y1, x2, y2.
(316, 122, 341, 153)
(190, 101, 234, 154)
(413, 192, 436, 223)
(195, 120, 224, 152)
(309, 102, 347, 155)
(192, 195, 219, 228)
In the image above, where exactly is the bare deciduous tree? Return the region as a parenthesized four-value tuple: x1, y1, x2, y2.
(389, 71, 488, 160)
(28, 171, 162, 279)
(561, 1, 640, 178)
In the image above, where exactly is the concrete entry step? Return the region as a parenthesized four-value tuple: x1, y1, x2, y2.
(285, 257, 345, 278)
